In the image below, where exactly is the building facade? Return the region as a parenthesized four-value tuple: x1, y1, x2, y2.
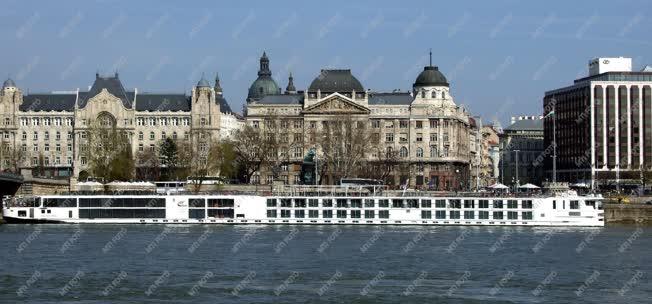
(245, 53, 473, 189)
(544, 57, 652, 189)
(499, 116, 545, 187)
(0, 73, 241, 180)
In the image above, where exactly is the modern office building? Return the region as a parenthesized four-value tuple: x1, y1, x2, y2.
(543, 57, 652, 189)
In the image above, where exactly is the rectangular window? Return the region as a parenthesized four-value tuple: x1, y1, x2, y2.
(322, 210, 333, 218)
(570, 201, 579, 210)
(378, 199, 389, 208)
(522, 212, 533, 220)
(385, 133, 394, 142)
(336, 199, 348, 208)
(399, 133, 408, 142)
(421, 210, 432, 219)
(337, 210, 347, 219)
(435, 210, 446, 219)
(309, 210, 319, 218)
(415, 121, 423, 129)
(294, 199, 306, 208)
(266, 210, 277, 218)
(392, 199, 404, 208)
(479, 200, 489, 208)
(350, 210, 361, 218)
(479, 211, 489, 219)
(365, 210, 375, 219)
(280, 199, 292, 207)
(522, 200, 533, 209)
(399, 120, 408, 128)
(322, 199, 333, 207)
(464, 211, 474, 219)
(553, 200, 556, 209)
(421, 199, 431, 208)
(464, 200, 474, 208)
(280, 210, 291, 218)
(308, 199, 318, 207)
(364, 199, 375, 208)
(350, 199, 362, 208)
(379, 210, 389, 219)
(416, 133, 423, 142)
(435, 200, 446, 208)
(507, 200, 518, 209)
(449, 211, 460, 219)
(493, 200, 503, 209)
(507, 211, 518, 220)
(266, 199, 277, 207)
(294, 210, 305, 218)
(406, 199, 418, 208)
(449, 200, 461, 209)
(493, 211, 503, 220)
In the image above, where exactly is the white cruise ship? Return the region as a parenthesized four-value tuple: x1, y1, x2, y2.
(2, 186, 604, 227)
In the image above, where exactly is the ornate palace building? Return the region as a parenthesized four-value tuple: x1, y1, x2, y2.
(245, 52, 474, 190)
(0, 73, 242, 180)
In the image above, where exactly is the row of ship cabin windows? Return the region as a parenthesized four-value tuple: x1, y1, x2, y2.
(265, 209, 533, 220)
(265, 198, 539, 209)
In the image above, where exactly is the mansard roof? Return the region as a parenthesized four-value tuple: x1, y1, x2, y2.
(20, 93, 77, 112)
(77, 74, 132, 109)
(135, 94, 191, 112)
(256, 94, 304, 105)
(368, 92, 414, 105)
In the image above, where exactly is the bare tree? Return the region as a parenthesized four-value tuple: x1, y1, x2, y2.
(135, 148, 160, 181)
(0, 143, 26, 173)
(82, 118, 134, 182)
(232, 123, 277, 183)
(316, 115, 372, 184)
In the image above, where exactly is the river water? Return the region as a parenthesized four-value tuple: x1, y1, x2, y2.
(0, 224, 650, 303)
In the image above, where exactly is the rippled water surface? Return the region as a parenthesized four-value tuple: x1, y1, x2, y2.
(0, 224, 650, 303)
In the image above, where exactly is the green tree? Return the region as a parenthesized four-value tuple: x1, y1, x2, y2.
(159, 137, 179, 180)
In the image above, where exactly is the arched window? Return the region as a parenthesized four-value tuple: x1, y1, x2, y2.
(416, 147, 423, 158)
(442, 91, 446, 99)
(431, 91, 436, 98)
(138, 132, 143, 140)
(386, 146, 393, 157)
(430, 146, 437, 157)
(399, 146, 408, 158)
(421, 90, 426, 98)
(172, 132, 178, 140)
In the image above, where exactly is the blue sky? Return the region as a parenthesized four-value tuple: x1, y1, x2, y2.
(1, 0, 650, 127)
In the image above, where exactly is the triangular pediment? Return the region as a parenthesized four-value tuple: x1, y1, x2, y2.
(303, 94, 369, 114)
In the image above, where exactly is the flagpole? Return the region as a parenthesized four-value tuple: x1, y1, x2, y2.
(552, 102, 557, 183)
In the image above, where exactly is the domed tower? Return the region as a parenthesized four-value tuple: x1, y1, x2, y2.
(214, 72, 223, 96)
(1, 78, 21, 103)
(412, 51, 454, 106)
(285, 72, 296, 94)
(190, 73, 220, 143)
(247, 52, 280, 102)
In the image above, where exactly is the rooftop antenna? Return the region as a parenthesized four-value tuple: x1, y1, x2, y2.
(429, 48, 432, 66)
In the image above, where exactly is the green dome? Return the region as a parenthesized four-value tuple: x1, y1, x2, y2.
(414, 66, 448, 87)
(247, 76, 280, 101)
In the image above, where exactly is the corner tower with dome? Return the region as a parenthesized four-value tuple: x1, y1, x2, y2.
(245, 53, 473, 189)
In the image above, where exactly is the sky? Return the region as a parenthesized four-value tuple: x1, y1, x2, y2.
(0, 0, 650, 127)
